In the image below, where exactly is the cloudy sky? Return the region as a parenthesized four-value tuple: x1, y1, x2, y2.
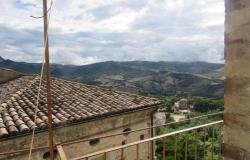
(0, 0, 225, 65)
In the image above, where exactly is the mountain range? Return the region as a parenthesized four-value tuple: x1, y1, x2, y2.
(0, 56, 224, 98)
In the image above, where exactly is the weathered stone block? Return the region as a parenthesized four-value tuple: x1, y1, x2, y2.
(225, 25, 250, 44)
(222, 143, 250, 160)
(225, 59, 250, 78)
(224, 113, 250, 131)
(225, 0, 250, 12)
(225, 7, 250, 32)
(224, 77, 250, 96)
(225, 43, 250, 61)
(223, 126, 250, 154)
(224, 95, 250, 115)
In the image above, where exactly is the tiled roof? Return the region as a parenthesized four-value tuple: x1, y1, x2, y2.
(0, 75, 161, 138)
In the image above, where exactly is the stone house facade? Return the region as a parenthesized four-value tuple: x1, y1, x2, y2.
(0, 70, 162, 160)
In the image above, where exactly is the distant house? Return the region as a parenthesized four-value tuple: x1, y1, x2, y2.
(173, 98, 192, 112)
(0, 68, 162, 160)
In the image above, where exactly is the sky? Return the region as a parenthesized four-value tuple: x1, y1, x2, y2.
(0, 0, 225, 65)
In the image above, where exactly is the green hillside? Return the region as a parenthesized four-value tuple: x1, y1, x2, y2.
(0, 57, 224, 98)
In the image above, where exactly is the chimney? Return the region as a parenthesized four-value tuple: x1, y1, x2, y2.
(0, 68, 22, 84)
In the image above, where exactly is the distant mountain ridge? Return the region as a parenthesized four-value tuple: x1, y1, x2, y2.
(0, 57, 224, 98)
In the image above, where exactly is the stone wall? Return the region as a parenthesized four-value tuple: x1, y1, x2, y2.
(0, 108, 156, 160)
(223, 0, 250, 159)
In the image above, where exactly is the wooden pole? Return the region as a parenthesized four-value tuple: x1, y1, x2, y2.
(56, 145, 67, 160)
(43, 0, 54, 159)
(174, 135, 177, 160)
(162, 137, 166, 160)
(194, 129, 197, 160)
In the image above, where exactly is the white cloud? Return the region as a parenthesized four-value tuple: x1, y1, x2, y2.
(0, 0, 225, 64)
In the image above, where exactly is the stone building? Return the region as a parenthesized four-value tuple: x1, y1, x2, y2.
(174, 98, 189, 110)
(173, 98, 192, 112)
(0, 69, 162, 160)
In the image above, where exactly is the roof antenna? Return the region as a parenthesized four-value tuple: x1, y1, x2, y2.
(43, 0, 54, 159)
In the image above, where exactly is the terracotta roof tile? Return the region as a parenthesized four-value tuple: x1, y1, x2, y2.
(0, 75, 161, 138)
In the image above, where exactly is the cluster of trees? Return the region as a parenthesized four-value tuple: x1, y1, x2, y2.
(189, 97, 224, 112)
(154, 96, 180, 112)
(155, 115, 223, 160)
(155, 128, 222, 160)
